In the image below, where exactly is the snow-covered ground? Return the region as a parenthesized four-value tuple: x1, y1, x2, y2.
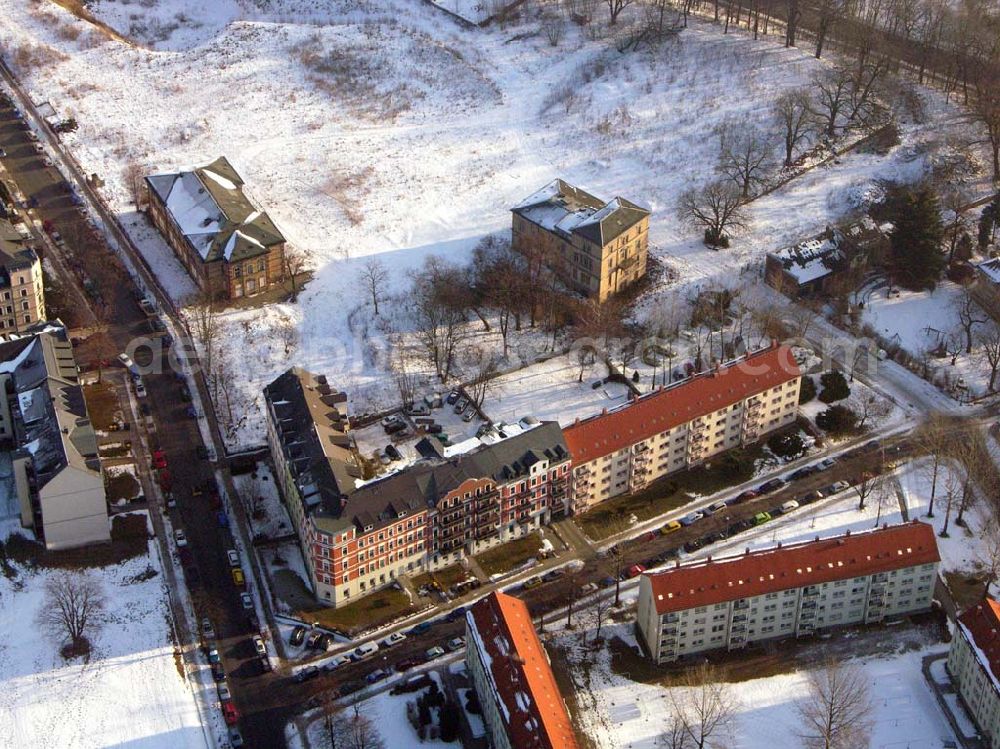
(0, 519, 207, 749)
(0, 0, 987, 447)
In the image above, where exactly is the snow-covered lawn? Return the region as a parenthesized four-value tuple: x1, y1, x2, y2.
(0, 519, 206, 749)
(234, 462, 292, 540)
(1, 0, 984, 448)
(482, 353, 629, 426)
(563, 622, 956, 749)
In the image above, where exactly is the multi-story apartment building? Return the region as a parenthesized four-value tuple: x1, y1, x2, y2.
(0, 329, 109, 550)
(264, 369, 570, 608)
(511, 179, 650, 303)
(563, 343, 801, 514)
(0, 219, 45, 333)
(466, 591, 579, 749)
(637, 521, 939, 664)
(145, 157, 287, 302)
(948, 597, 1000, 748)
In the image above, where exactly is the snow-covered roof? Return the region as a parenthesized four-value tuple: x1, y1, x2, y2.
(978, 258, 1000, 286)
(768, 233, 845, 284)
(146, 156, 285, 264)
(512, 179, 649, 247)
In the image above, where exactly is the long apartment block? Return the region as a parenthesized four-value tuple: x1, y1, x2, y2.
(563, 343, 801, 513)
(636, 521, 939, 664)
(264, 367, 570, 608)
(948, 597, 1000, 749)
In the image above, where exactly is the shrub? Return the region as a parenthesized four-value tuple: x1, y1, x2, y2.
(439, 701, 462, 742)
(798, 376, 816, 404)
(816, 405, 858, 435)
(818, 371, 850, 403)
(768, 433, 805, 460)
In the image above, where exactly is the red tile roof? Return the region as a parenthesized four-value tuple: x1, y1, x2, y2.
(646, 521, 940, 615)
(563, 344, 801, 464)
(958, 597, 1000, 686)
(467, 591, 579, 749)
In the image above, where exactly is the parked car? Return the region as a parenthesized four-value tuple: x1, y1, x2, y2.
(781, 500, 800, 514)
(306, 631, 324, 649)
(381, 414, 402, 428)
(178, 383, 192, 401)
(541, 569, 564, 583)
(196, 445, 210, 460)
(217, 683, 232, 701)
(240, 592, 253, 611)
(135, 379, 147, 398)
(252, 636, 267, 657)
(323, 655, 350, 672)
(462, 407, 476, 422)
(382, 631, 407, 648)
(217, 511, 229, 528)
(817, 457, 836, 471)
(453, 398, 468, 414)
(384, 420, 407, 436)
(185, 405, 198, 419)
(158, 469, 172, 492)
(752, 512, 772, 526)
(292, 666, 320, 683)
(446, 636, 466, 652)
(152, 450, 167, 469)
(580, 582, 599, 595)
(706, 501, 727, 514)
(406, 402, 430, 417)
(228, 728, 245, 748)
(830, 480, 850, 493)
(353, 641, 379, 660)
(801, 490, 824, 504)
(758, 478, 786, 494)
(425, 646, 445, 660)
(366, 668, 390, 684)
(661, 520, 682, 534)
(174, 529, 187, 548)
(211, 662, 225, 681)
(684, 538, 704, 553)
(385, 444, 402, 461)
(522, 576, 542, 590)
(445, 606, 467, 623)
(446, 390, 460, 405)
(207, 647, 221, 664)
(626, 564, 646, 578)
(407, 622, 432, 636)
(222, 702, 240, 725)
(734, 489, 758, 503)
(201, 618, 215, 639)
(395, 658, 418, 673)
(227, 549, 240, 567)
(290, 625, 306, 646)
(598, 576, 616, 588)
(678, 512, 703, 526)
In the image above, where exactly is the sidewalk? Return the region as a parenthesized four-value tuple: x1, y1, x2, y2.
(922, 652, 985, 749)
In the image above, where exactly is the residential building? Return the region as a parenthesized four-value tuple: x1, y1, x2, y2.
(947, 597, 1000, 749)
(0, 329, 109, 550)
(145, 157, 287, 302)
(0, 219, 45, 333)
(765, 221, 887, 298)
(264, 369, 570, 608)
(636, 521, 939, 664)
(511, 179, 650, 303)
(466, 591, 580, 749)
(973, 258, 1000, 324)
(563, 343, 801, 513)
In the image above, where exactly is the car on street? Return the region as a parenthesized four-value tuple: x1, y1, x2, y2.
(353, 640, 380, 660)
(626, 564, 646, 578)
(222, 702, 239, 725)
(661, 520, 682, 534)
(231, 567, 245, 587)
(752, 512, 772, 526)
(406, 402, 430, 416)
(227, 549, 240, 567)
(211, 662, 225, 681)
(446, 390, 460, 404)
(445, 605, 468, 622)
(382, 631, 407, 647)
(781, 500, 800, 514)
(385, 444, 402, 461)
(196, 444, 210, 460)
(305, 630, 324, 649)
(395, 658, 418, 672)
(117, 352, 136, 371)
(135, 379, 147, 398)
(290, 625, 306, 646)
(207, 647, 221, 664)
(366, 668, 390, 684)
(178, 384, 192, 401)
(684, 538, 704, 553)
(425, 646, 446, 660)
(522, 576, 542, 590)
(158, 469, 172, 491)
(201, 618, 215, 639)
(152, 450, 167, 469)
(706, 501, 727, 514)
(446, 636, 466, 652)
(830, 480, 850, 493)
(323, 655, 350, 672)
(217, 683, 232, 701)
(453, 398, 468, 414)
(541, 569, 564, 583)
(678, 512, 703, 526)
(758, 478, 786, 494)
(292, 666, 319, 683)
(240, 592, 253, 611)
(0, 147, 6, 157)
(789, 466, 816, 481)
(817, 457, 836, 471)
(185, 405, 198, 419)
(800, 490, 824, 504)
(734, 489, 758, 503)
(580, 582, 599, 594)
(173, 529, 187, 548)
(407, 621, 432, 636)
(217, 511, 229, 528)
(598, 576, 616, 588)
(252, 635, 267, 657)
(228, 728, 244, 748)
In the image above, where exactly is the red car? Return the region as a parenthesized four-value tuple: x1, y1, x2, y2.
(158, 469, 172, 492)
(222, 701, 239, 725)
(627, 564, 647, 579)
(152, 450, 167, 469)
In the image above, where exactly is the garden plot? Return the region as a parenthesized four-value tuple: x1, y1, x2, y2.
(0, 520, 207, 749)
(0, 0, 987, 450)
(103, 462, 144, 506)
(481, 353, 629, 427)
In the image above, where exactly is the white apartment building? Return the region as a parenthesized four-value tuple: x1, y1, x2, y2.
(637, 522, 939, 664)
(948, 597, 1000, 749)
(564, 343, 801, 513)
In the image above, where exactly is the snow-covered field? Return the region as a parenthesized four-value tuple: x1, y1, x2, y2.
(0, 0, 986, 447)
(0, 519, 206, 749)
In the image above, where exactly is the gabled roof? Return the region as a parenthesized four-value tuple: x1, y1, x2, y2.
(466, 592, 579, 749)
(645, 521, 939, 615)
(512, 179, 648, 246)
(146, 156, 285, 264)
(957, 597, 1000, 691)
(564, 344, 800, 465)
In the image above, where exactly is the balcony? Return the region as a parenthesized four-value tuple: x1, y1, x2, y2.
(747, 399, 762, 413)
(634, 443, 650, 454)
(734, 600, 749, 611)
(576, 465, 592, 478)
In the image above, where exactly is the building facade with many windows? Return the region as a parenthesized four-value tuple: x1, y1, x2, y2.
(511, 179, 650, 303)
(636, 522, 939, 664)
(563, 344, 801, 514)
(948, 597, 1000, 749)
(465, 591, 580, 749)
(0, 219, 45, 333)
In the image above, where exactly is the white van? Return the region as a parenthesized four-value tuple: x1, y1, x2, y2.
(352, 640, 379, 661)
(780, 500, 800, 514)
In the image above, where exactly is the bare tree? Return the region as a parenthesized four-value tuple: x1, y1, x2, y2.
(774, 90, 814, 167)
(411, 257, 468, 382)
(915, 413, 952, 518)
(953, 285, 987, 354)
(123, 161, 147, 209)
(972, 71, 1000, 181)
(978, 322, 1000, 393)
(605, 0, 636, 25)
(668, 663, 740, 749)
(976, 520, 1000, 597)
(359, 257, 389, 316)
(943, 191, 972, 263)
(850, 391, 893, 430)
(716, 122, 774, 198)
(590, 587, 612, 645)
(188, 290, 219, 382)
(37, 572, 107, 657)
(812, 0, 848, 58)
(677, 181, 749, 248)
(465, 348, 500, 408)
(542, 13, 564, 45)
(852, 455, 885, 511)
(812, 67, 852, 139)
(797, 660, 874, 749)
(342, 702, 385, 749)
(282, 245, 309, 302)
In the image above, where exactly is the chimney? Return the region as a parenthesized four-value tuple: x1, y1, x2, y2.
(777, 542, 782, 548)
(574, 417, 580, 426)
(745, 547, 750, 555)
(601, 408, 608, 415)
(707, 556, 712, 562)
(845, 529, 851, 536)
